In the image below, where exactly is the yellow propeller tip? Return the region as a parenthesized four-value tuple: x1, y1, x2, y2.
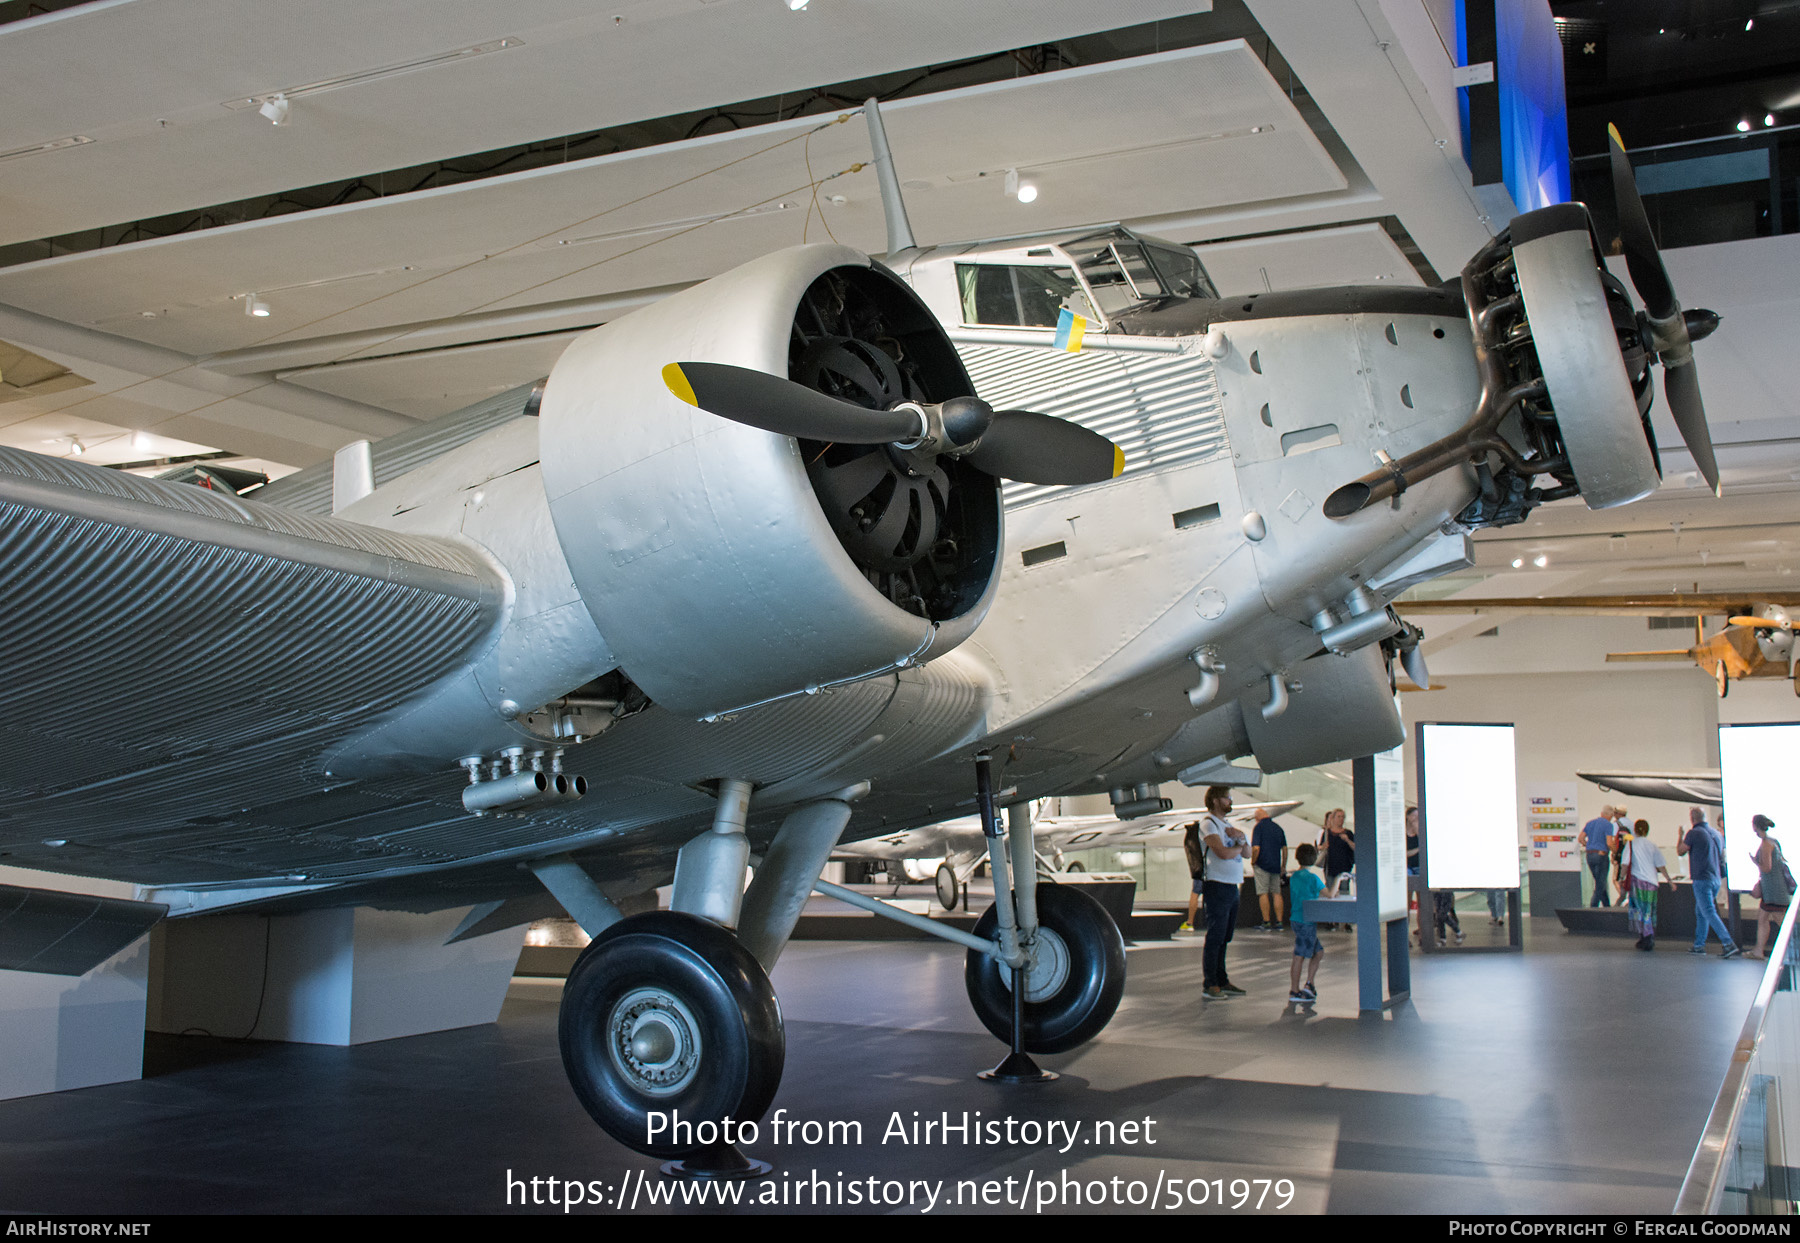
(1112, 445, 1125, 478)
(661, 362, 698, 407)
(1607, 122, 1625, 149)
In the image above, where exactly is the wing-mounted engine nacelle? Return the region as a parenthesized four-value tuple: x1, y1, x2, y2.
(1326, 187, 1720, 526)
(539, 245, 1003, 720)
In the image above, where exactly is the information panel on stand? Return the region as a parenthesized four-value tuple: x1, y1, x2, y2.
(1373, 743, 1408, 920)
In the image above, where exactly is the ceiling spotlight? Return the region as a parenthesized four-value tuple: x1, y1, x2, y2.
(1002, 168, 1037, 203)
(259, 93, 290, 126)
(1533, 554, 1549, 568)
(1747, 18, 1755, 30)
(1767, 114, 1777, 127)
(787, 0, 808, 9)
(69, 437, 86, 456)
(245, 294, 270, 318)
(1511, 558, 1524, 569)
(1738, 119, 1753, 132)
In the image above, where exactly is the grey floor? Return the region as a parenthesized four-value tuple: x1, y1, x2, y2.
(0, 916, 1764, 1215)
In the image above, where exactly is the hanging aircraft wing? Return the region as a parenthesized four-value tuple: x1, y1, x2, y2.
(1576, 770, 1724, 805)
(0, 446, 507, 883)
(1396, 592, 1800, 617)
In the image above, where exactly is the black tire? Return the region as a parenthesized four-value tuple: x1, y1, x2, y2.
(936, 863, 961, 911)
(964, 884, 1126, 1054)
(1065, 861, 1085, 874)
(558, 911, 784, 1159)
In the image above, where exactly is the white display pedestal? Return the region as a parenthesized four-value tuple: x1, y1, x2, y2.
(147, 905, 527, 1045)
(0, 866, 154, 1102)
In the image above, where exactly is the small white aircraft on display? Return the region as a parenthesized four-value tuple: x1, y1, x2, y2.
(0, 104, 1718, 1166)
(834, 799, 1308, 911)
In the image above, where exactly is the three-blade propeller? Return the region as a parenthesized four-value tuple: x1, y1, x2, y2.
(1608, 123, 1723, 496)
(662, 360, 1123, 487)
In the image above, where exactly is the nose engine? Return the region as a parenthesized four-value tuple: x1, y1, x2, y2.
(538, 245, 1002, 720)
(538, 244, 1120, 721)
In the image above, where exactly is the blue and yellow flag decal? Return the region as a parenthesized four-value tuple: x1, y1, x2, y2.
(1053, 307, 1086, 353)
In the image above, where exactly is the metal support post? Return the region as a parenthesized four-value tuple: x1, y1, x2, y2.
(977, 757, 1052, 1083)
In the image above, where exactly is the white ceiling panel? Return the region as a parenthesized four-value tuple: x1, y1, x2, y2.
(0, 43, 1348, 365)
(0, 0, 1207, 246)
(280, 332, 582, 420)
(1194, 221, 1419, 294)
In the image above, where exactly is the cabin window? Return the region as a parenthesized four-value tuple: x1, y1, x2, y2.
(956, 264, 1085, 328)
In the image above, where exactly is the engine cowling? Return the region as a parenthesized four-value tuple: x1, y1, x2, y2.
(538, 245, 1002, 719)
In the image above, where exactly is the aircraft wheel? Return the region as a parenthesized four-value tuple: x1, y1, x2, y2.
(935, 863, 961, 912)
(558, 911, 784, 1158)
(1065, 861, 1085, 873)
(1716, 663, 1730, 698)
(964, 884, 1126, 1054)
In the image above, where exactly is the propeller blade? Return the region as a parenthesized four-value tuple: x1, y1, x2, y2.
(1607, 124, 1678, 320)
(663, 361, 922, 444)
(962, 409, 1124, 486)
(1729, 616, 1793, 631)
(1401, 645, 1430, 691)
(1663, 360, 1721, 496)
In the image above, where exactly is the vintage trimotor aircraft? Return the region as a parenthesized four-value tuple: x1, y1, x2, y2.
(0, 108, 1718, 1167)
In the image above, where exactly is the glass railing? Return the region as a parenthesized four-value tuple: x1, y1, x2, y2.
(1677, 894, 1800, 1213)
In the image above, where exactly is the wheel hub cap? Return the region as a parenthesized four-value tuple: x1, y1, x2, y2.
(1004, 926, 1071, 1002)
(609, 988, 702, 1095)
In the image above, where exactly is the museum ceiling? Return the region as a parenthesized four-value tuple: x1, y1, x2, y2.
(0, 0, 1792, 611)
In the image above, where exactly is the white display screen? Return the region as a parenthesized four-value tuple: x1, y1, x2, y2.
(1420, 723, 1520, 890)
(1719, 723, 1800, 893)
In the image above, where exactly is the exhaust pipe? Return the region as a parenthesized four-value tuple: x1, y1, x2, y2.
(1325, 232, 1550, 519)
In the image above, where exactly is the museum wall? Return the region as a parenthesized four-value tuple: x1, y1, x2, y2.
(1399, 669, 1721, 851)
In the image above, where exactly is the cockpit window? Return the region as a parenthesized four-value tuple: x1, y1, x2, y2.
(1065, 230, 1217, 314)
(956, 264, 1086, 328)
(1145, 243, 1217, 299)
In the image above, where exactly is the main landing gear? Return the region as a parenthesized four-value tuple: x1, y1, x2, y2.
(559, 911, 782, 1175)
(964, 883, 1126, 1054)
(964, 754, 1127, 1082)
(542, 764, 1130, 1171)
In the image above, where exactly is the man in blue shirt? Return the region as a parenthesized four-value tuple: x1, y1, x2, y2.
(1678, 806, 1742, 958)
(1249, 808, 1289, 931)
(1582, 806, 1617, 907)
